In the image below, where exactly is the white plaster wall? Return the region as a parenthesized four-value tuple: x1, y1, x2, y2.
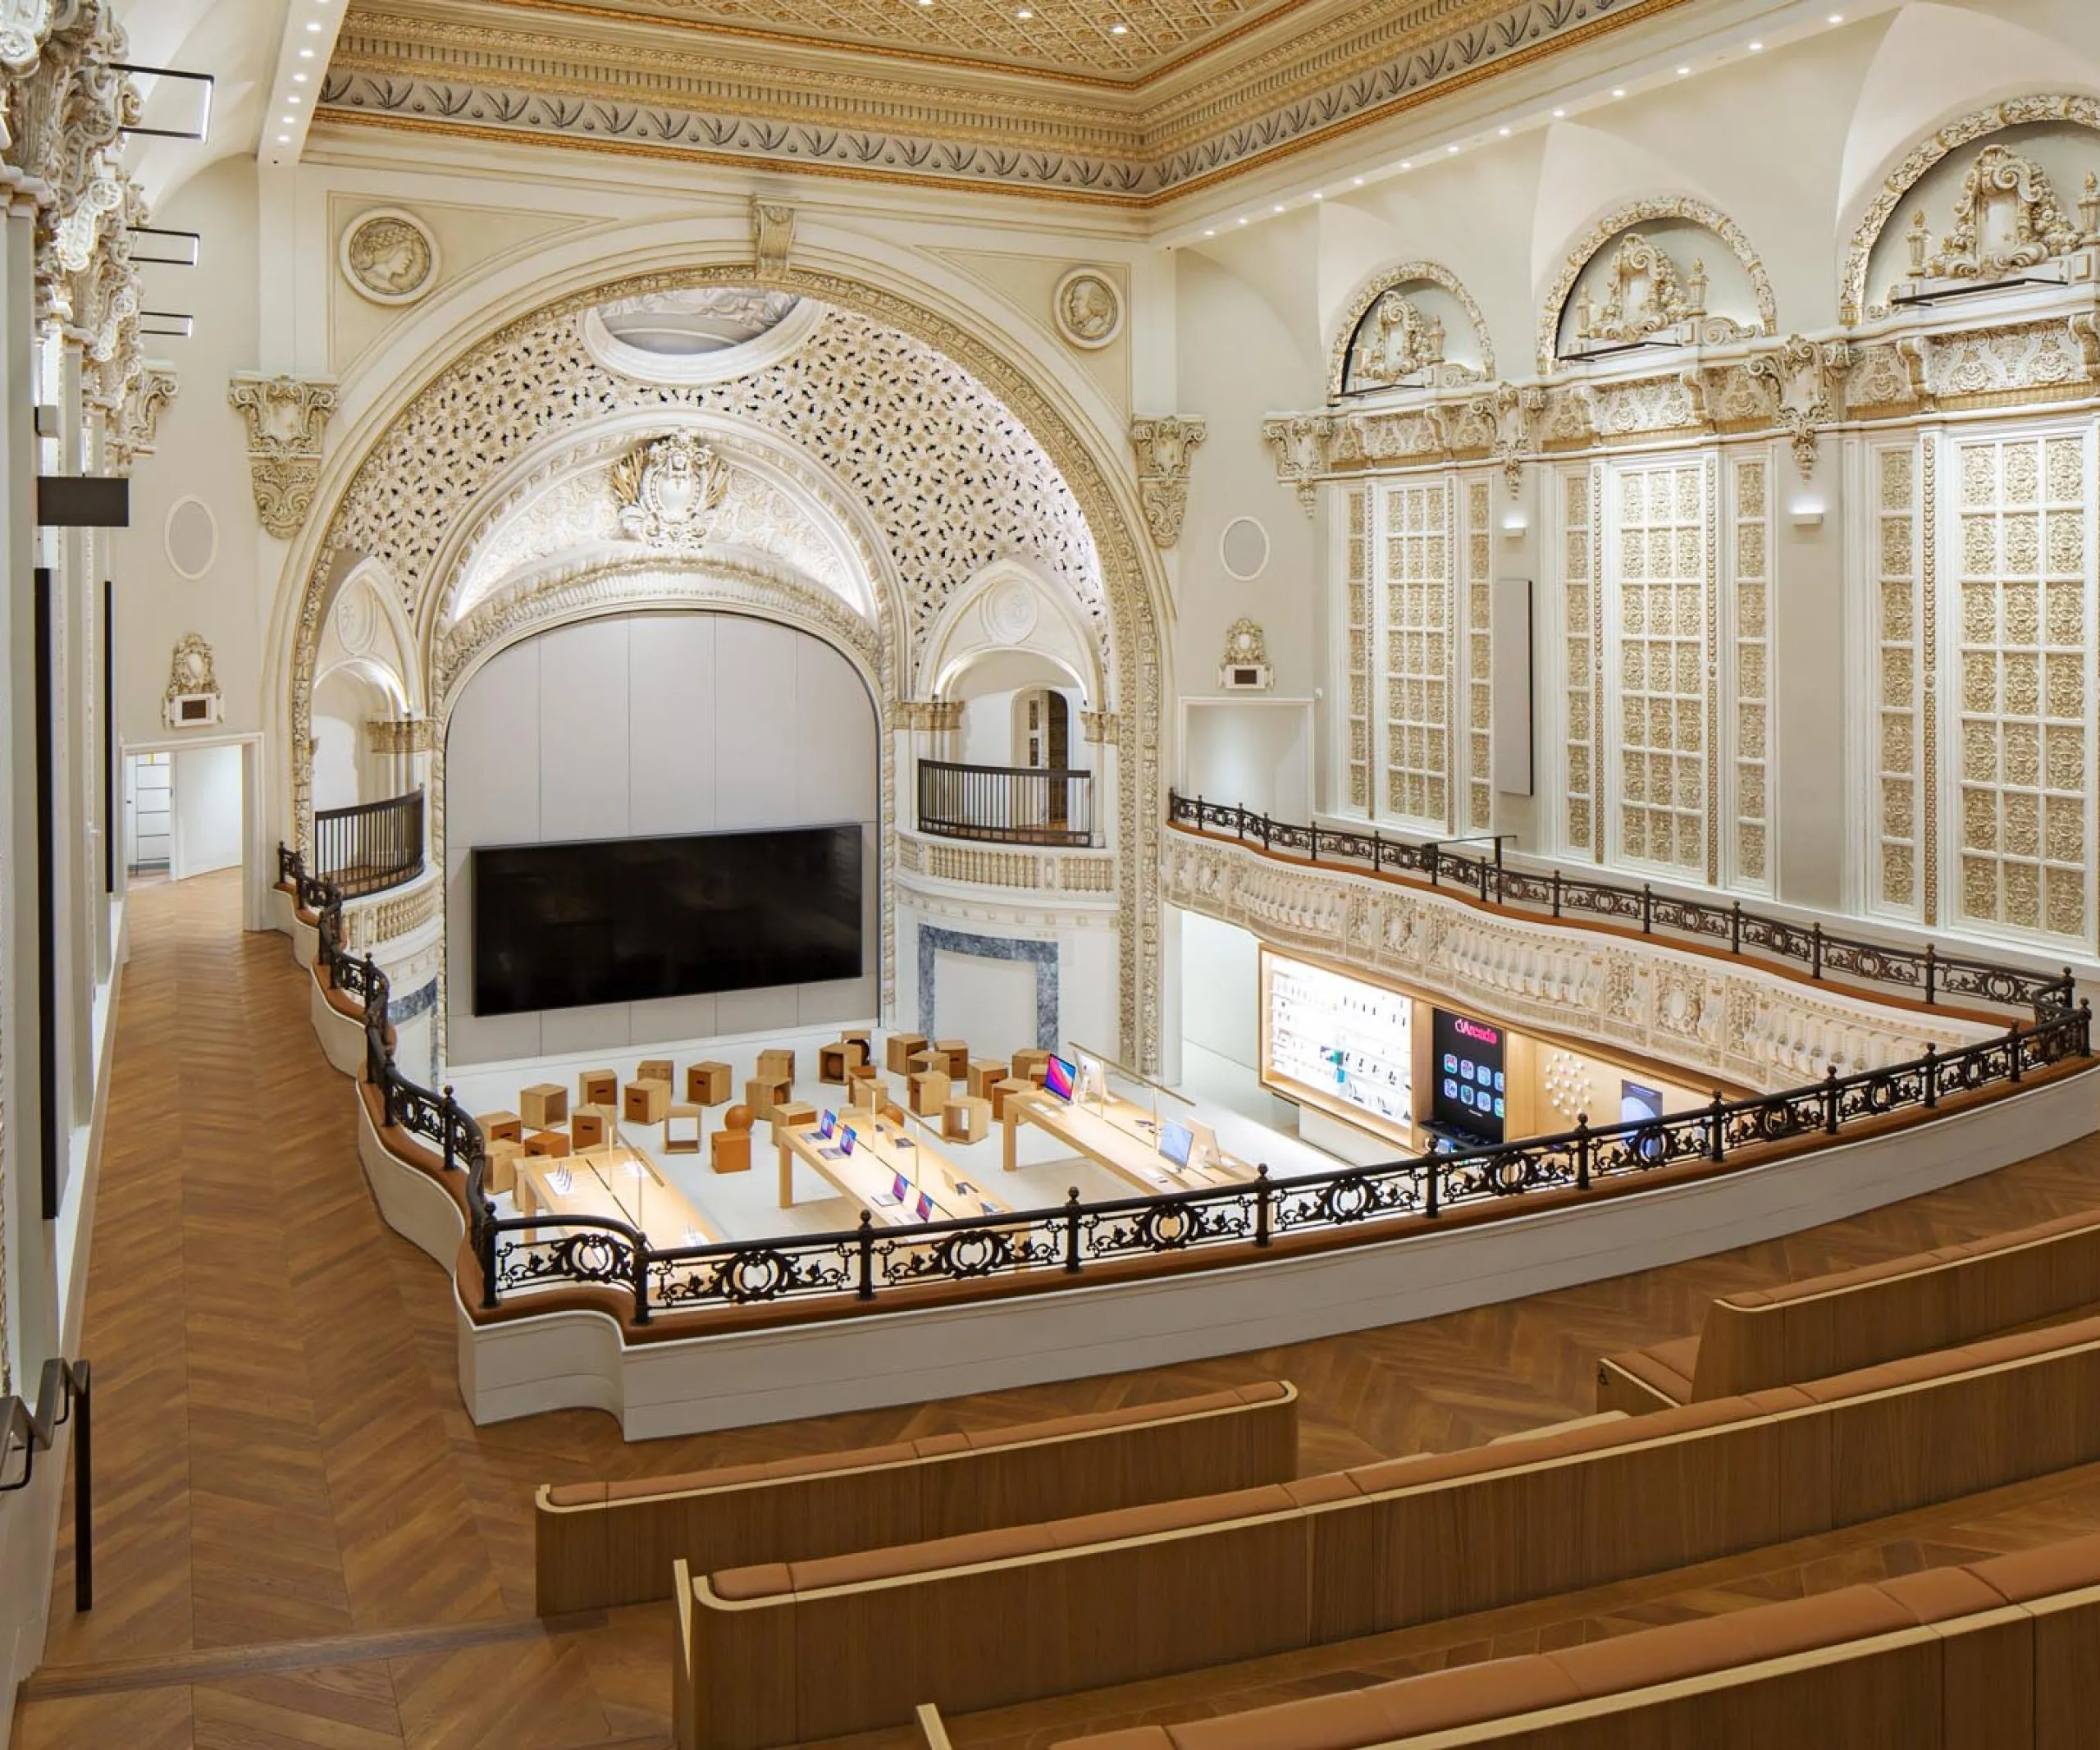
(170, 743, 244, 879)
(443, 610, 879, 1064)
(1178, 908, 1260, 1070)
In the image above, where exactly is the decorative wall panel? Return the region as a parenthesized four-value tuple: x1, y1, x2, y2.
(1609, 459, 1710, 877)
(1560, 465, 1597, 859)
(1730, 455, 1771, 891)
(1378, 477, 1455, 830)
(1463, 473, 1494, 833)
(1872, 443, 1924, 918)
(1951, 429, 2090, 943)
(1343, 484, 1371, 813)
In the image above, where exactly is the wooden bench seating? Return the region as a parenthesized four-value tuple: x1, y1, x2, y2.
(535, 1381, 1298, 1614)
(1052, 1530, 2100, 1749)
(1598, 1203, 2100, 1414)
(678, 1309, 2100, 1749)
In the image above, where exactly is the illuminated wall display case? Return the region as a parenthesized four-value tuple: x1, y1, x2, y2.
(1259, 948, 1413, 1145)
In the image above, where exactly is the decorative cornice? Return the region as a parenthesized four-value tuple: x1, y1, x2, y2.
(1128, 414, 1204, 549)
(228, 373, 340, 539)
(366, 715, 436, 754)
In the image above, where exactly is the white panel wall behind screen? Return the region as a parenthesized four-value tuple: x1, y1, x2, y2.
(444, 611, 879, 1066)
(1178, 909, 1259, 1069)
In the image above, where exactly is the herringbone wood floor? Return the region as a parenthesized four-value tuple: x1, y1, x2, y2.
(16, 869, 2100, 1748)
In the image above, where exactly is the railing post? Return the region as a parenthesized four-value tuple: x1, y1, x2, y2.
(1427, 843, 1440, 888)
(1730, 901, 1742, 954)
(1371, 828, 1383, 874)
(1811, 922, 1824, 980)
(1641, 883, 1653, 934)
(1309, 824, 1318, 864)
(1254, 1165, 1271, 1247)
(857, 1210, 875, 1300)
(441, 1085, 457, 1176)
(2008, 1022, 2024, 1085)
(1551, 869, 1562, 918)
(478, 1217, 500, 1311)
(1921, 1042, 1938, 1108)
(631, 1236, 652, 1327)
(1823, 1063, 1841, 1134)
(1478, 855, 1490, 904)
(1064, 1187, 1082, 1272)
(1574, 1114, 1590, 1190)
(71, 1361, 90, 1612)
(2082, 998, 2093, 1058)
(1424, 1155, 1440, 1219)
(1260, 809, 1271, 851)
(1707, 1091, 1725, 1163)
(1924, 942, 1937, 1003)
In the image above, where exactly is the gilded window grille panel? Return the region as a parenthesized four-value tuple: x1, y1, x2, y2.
(1951, 432, 2089, 944)
(1560, 467, 1595, 858)
(1344, 485, 1371, 813)
(1874, 445, 1922, 915)
(1380, 477, 1457, 830)
(1465, 474, 1494, 832)
(1732, 457, 1771, 889)
(1611, 460, 1708, 875)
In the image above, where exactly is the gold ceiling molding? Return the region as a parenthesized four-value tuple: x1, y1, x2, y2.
(323, 0, 1690, 205)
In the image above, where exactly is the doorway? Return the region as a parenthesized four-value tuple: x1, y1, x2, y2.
(126, 744, 244, 881)
(1014, 688, 1071, 827)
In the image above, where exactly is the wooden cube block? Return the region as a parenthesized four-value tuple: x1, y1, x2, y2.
(990, 1077, 1034, 1122)
(941, 1095, 992, 1144)
(710, 1110, 751, 1174)
(908, 1070, 952, 1117)
(664, 1103, 703, 1154)
(908, 1049, 943, 1076)
(842, 1028, 872, 1049)
(745, 1075, 791, 1122)
(756, 1048, 797, 1083)
(524, 1128, 568, 1158)
(637, 1058, 674, 1086)
(571, 1108, 609, 1151)
(623, 1079, 669, 1125)
(687, 1061, 733, 1105)
(578, 1071, 618, 1108)
(482, 1138, 524, 1196)
(477, 1109, 523, 1145)
(519, 1083, 568, 1130)
(886, 1033, 929, 1075)
(1010, 1049, 1051, 1083)
(818, 1039, 870, 1085)
(773, 1100, 818, 1136)
(932, 1039, 970, 1079)
(967, 1058, 1008, 1100)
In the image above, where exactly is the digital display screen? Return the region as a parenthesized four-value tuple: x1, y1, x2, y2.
(1158, 1121, 1194, 1167)
(1620, 1081, 1664, 1125)
(1260, 949, 1413, 1141)
(1431, 1009, 1506, 1143)
(1044, 1054, 1077, 1101)
(839, 1126, 857, 1156)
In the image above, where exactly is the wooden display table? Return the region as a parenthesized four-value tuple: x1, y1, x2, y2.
(1001, 1087, 1254, 1194)
(687, 1062, 733, 1105)
(519, 1083, 568, 1129)
(776, 1113, 1012, 1222)
(516, 1146, 720, 1248)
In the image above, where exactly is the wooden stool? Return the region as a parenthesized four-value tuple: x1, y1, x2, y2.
(756, 1048, 796, 1083)
(818, 1038, 870, 1085)
(711, 1103, 753, 1175)
(1010, 1049, 1051, 1084)
(907, 1049, 943, 1077)
(571, 1108, 610, 1151)
(578, 1070, 618, 1108)
(664, 1103, 702, 1154)
(772, 1100, 818, 1137)
(966, 1058, 1008, 1100)
(941, 1095, 991, 1144)
(623, 1079, 669, 1125)
(519, 1083, 568, 1130)
(931, 1039, 970, 1079)
(477, 1109, 523, 1145)
(908, 1070, 951, 1117)
(482, 1138, 524, 1196)
(524, 1128, 567, 1157)
(989, 1076, 1034, 1122)
(687, 1061, 733, 1106)
(637, 1057, 674, 1086)
(745, 1075, 791, 1123)
(886, 1032, 929, 1075)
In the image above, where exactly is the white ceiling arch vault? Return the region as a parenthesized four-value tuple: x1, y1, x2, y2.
(282, 263, 1175, 1068)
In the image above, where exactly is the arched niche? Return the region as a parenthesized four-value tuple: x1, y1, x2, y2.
(1326, 262, 1496, 400)
(1839, 97, 2100, 323)
(1537, 199, 1778, 373)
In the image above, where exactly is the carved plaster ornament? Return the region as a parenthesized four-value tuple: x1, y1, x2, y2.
(1052, 267, 1122, 350)
(340, 208, 439, 305)
(1348, 290, 1445, 389)
(162, 632, 222, 729)
(1745, 336, 1853, 482)
(367, 716, 436, 755)
(1127, 414, 1205, 548)
(227, 374, 339, 539)
(1080, 708, 1120, 744)
(1218, 618, 1271, 689)
(1573, 233, 1697, 348)
(1926, 145, 2086, 280)
(105, 359, 175, 473)
(751, 198, 795, 281)
(609, 431, 730, 548)
(1260, 414, 1334, 515)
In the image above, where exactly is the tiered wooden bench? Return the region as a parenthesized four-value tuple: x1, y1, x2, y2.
(536, 1381, 1298, 1614)
(1598, 1203, 2100, 1414)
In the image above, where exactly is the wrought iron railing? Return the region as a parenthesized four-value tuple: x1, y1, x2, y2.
(313, 788, 425, 898)
(917, 760, 1093, 847)
(281, 808, 2092, 1334)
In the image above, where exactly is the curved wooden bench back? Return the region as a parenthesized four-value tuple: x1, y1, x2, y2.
(678, 1311, 2100, 1749)
(535, 1381, 1297, 1614)
(1050, 1531, 2100, 1749)
(1691, 1206, 2100, 1400)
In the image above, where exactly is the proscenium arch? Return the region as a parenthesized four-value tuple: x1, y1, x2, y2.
(283, 260, 1172, 1070)
(1535, 195, 1780, 374)
(1326, 261, 1498, 400)
(430, 562, 892, 1059)
(1837, 92, 2100, 323)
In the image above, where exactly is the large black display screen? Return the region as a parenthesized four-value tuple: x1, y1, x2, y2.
(471, 825, 863, 1017)
(1430, 1008, 1507, 1144)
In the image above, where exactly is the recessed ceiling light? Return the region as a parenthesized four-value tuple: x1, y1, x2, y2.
(1747, 40, 1762, 51)
(1109, 21, 1126, 32)
(280, 115, 294, 124)
(305, 20, 320, 28)
(299, 48, 314, 57)
(1611, 87, 1625, 98)
(293, 72, 308, 81)
(1203, 228, 1215, 236)
(1827, 11, 1842, 21)
(1445, 144, 1459, 153)
(1498, 126, 1510, 135)
(1311, 191, 1322, 200)
(1676, 65, 1690, 75)
(1552, 107, 1566, 117)
(276, 133, 290, 143)
(1016, 7, 1030, 16)
(1271, 203, 1284, 212)
(287, 93, 300, 102)
(1237, 216, 1248, 225)
(1352, 176, 1363, 185)
(1399, 159, 1411, 169)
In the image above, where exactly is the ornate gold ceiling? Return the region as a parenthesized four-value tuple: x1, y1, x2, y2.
(318, 0, 1692, 205)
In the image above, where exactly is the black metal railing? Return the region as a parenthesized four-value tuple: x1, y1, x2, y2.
(284, 802, 2093, 1332)
(1167, 792, 2075, 1012)
(0, 1356, 93, 1611)
(917, 760, 1093, 847)
(313, 788, 425, 898)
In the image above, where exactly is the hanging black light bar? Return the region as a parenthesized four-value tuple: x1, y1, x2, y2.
(112, 64, 214, 141)
(127, 226, 199, 267)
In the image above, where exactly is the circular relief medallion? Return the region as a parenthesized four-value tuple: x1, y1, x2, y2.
(340, 208, 440, 306)
(1052, 267, 1123, 350)
(984, 578, 1039, 643)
